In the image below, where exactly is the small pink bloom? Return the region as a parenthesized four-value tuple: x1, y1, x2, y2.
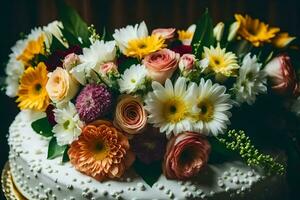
(99, 62, 118, 75)
(265, 54, 299, 96)
(63, 53, 80, 71)
(143, 48, 179, 83)
(163, 132, 210, 180)
(179, 54, 196, 72)
(152, 28, 176, 40)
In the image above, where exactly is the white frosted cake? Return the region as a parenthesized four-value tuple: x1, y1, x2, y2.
(8, 111, 287, 200)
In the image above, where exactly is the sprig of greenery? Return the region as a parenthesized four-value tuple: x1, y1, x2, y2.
(217, 129, 285, 176)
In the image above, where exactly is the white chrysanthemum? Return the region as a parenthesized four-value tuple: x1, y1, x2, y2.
(190, 78, 232, 136)
(113, 21, 148, 54)
(71, 40, 117, 84)
(53, 102, 84, 146)
(118, 64, 147, 94)
(5, 59, 24, 97)
(144, 77, 194, 137)
(234, 53, 267, 105)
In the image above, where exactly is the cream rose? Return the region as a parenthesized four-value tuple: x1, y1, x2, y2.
(46, 67, 79, 103)
(143, 48, 179, 83)
(152, 28, 176, 40)
(114, 95, 147, 135)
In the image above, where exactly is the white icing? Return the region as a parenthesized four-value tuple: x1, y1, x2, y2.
(8, 111, 287, 200)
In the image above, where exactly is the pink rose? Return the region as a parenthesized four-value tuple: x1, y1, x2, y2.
(179, 54, 196, 72)
(152, 28, 176, 40)
(99, 62, 118, 75)
(114, 95, 147, 135)
(163, 132, 210, 180)
(63, 53, 80, 71)
(265, 54, 299, 96)
(143, 49, 179, 83)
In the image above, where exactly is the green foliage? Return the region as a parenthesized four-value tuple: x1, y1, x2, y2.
(217, 129, 285, 175)
(47, 137, 68, 160)
(62, 146, 70, 163)
(49, 35, 67, 53)
(192, 9, 215, 57)
(118, 57, 139, 74)
(56, 0, 91, 47)
(31, 117, 54, 138)
(133, 159, 162, 187)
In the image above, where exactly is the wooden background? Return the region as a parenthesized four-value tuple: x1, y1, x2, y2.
(0, 0, 299, 198)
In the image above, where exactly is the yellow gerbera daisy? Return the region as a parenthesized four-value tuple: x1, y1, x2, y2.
(235, 14, 280, 47)
(16, 62, 50, 111)
(272, 32, 296, 48)
(17, 34, 46, 67)
(202, 44, 239, 77)
(126, 35, 166, 59)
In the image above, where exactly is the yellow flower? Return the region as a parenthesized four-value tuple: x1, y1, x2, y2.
(177, 24, 196, 45)
(16, 62, 50, 111)
(235, 14, 280, 47)
(202, 44, 239, 77)
(126, 35, 165, 59)
(17, 34, 46, 67)
(272, 32, 296, 48)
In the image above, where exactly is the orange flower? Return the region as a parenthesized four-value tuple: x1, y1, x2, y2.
(68, 120, 135, 181)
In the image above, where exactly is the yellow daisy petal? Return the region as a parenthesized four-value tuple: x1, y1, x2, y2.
(272, 32, 296, 48)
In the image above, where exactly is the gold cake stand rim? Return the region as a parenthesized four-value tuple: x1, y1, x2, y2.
(1, 161, 27, 200)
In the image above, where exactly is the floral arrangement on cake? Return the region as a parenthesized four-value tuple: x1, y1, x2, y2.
(2, 2, 300, 186)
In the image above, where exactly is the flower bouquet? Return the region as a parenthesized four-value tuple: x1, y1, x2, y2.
(3, 2, 300, 187)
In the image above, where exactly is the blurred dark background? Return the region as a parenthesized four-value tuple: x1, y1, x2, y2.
(0, 0, 300, 199)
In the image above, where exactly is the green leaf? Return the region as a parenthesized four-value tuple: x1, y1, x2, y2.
(133, 159, 162, 187)
(31, 117, 54, 138)
(118, 57, 139, 74)
(192, 9, 214, 57)
(62, 146, 70, 163)
(47, 137, 68, 159)
(50, 35, 67, 53)
(56, 0, 91, 47)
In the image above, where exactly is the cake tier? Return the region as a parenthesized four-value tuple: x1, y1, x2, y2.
(8, 111, 287, 200)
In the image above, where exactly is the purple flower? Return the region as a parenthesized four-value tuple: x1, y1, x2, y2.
(76, 84, 112, 122)
(46, 104, 56, 126)
(130, 127, 167, 164)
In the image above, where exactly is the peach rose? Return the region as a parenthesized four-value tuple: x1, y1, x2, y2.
(265, 54, 299, 96)
(152, 28, 176, 40)
(46, 67, 79, 103)
(143, 48, 179, 83)
(163, 132, 210, 180)
(179, 54, 196, 72)
(63, 53, 80, 71)
(114, 95, 147, 135)
(99, 62, 118, 75)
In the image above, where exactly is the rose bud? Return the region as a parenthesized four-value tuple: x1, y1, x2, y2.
(213, 22, 225, 42)
(99, 62, 118, 75)
(179, 54, 196, 73)
(46, 67, 79, 103)
(152, 28, 176, 40)
(63, 53, 80, 71)
(143, 48, 179, 83)
(264, 54, 299, 96)
(114, 95, 147, 135)
(163, 132, 211, 180)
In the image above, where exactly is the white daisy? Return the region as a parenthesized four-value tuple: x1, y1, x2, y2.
(190, 78, 232, 136)
(234, 53, 267, 105)
(71, 40, 117, 85)
(118, 64, 147, 94)
(52, 102, 84, 146)
(144, 77, 194, 137)
(113, 21, 148, 54)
